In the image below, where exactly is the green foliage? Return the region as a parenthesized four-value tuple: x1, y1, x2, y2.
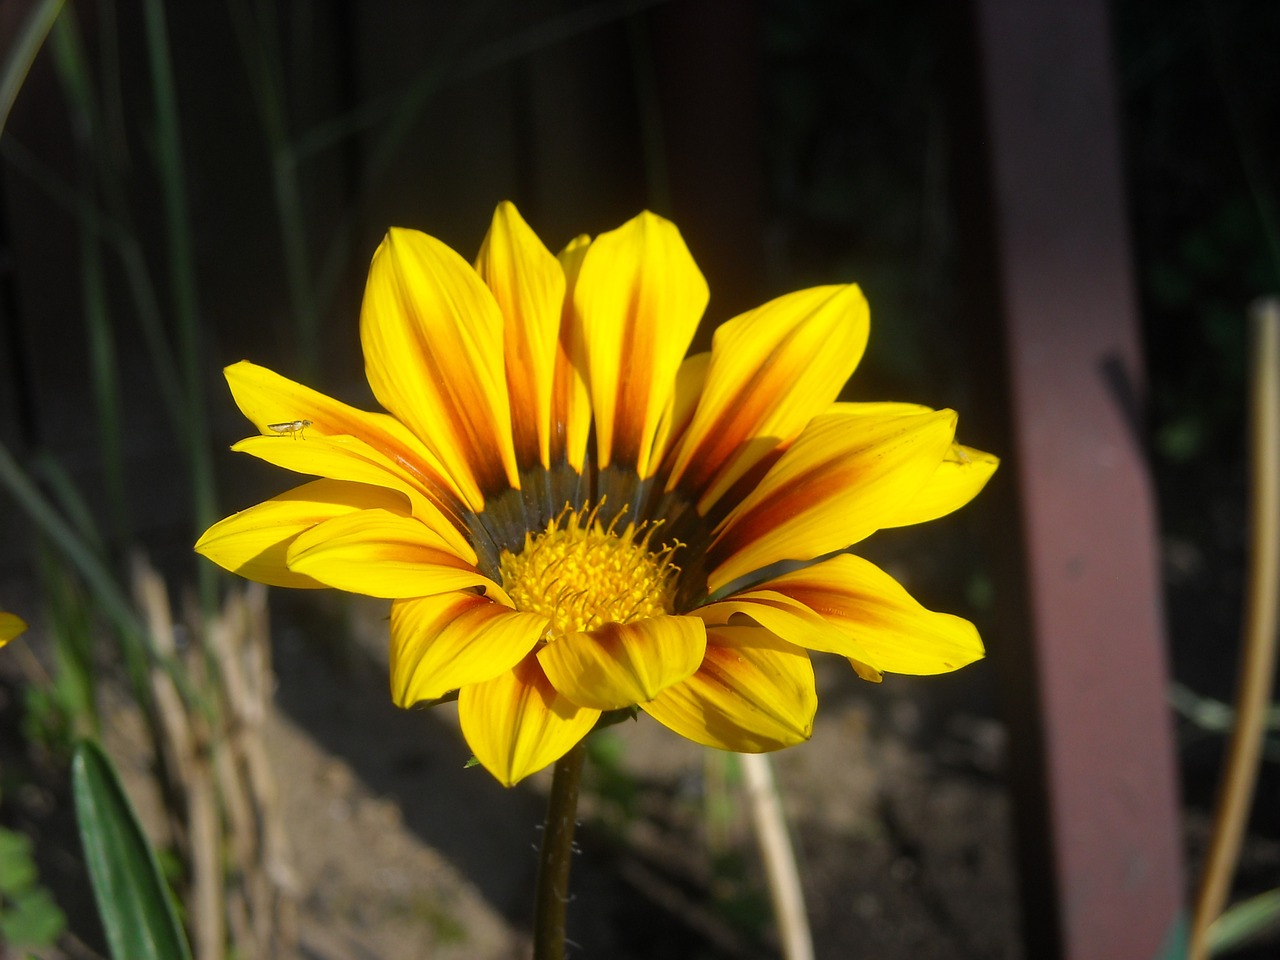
(22, 550, 102, 759)
(0, 825, 67, 950)
(72, 740, 193, 960)
(1209, 888, 1280, 955)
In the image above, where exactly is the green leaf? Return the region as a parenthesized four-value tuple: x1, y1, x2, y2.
(1209, 888, 1280, 956)
(0, 829, 37, 893)
(0, 0, 66, 135)
(0, 886, 67, 947)
(71, 740, 193, 960)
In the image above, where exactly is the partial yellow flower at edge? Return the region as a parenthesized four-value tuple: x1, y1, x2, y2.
(0, 612, 27, 646)
(196, 201, 996, 786)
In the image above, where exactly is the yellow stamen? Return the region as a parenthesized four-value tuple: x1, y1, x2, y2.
(499, 504, 679, 638)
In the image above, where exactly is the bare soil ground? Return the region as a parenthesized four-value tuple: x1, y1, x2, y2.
(3, 590, 1021, 960)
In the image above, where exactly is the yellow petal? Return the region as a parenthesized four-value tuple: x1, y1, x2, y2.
(640, 626, 815, 752)
(550, 235, 592, 471)
(651, 352, 711, 472)
(225, 361, 466, 510)
(458, 653, 601, 787)
(835, 400, 933, 418)
(707, 408, 957, 593)
(667, 285, 869, 513)
(195, 479, 410, 588)
(721, 554, 985, 674)
(536, 615, 706, 710)
(883, 443, 999, 527)
(475, 202, 565, 470)
(361, 227, 519, 508)
(0, 612, 27, 645)
(230, 434, 475, 562)
(286, 509, 504, 601)
(574, 212, 708, 476)
(390, 593, 547, 705)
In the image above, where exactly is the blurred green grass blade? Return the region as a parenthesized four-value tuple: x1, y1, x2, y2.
(0, 136, 187, 440)
(0, 0, 67, 135)
(226, 0, 320, 379)
(1208, 888, 1280, 956)
(0, 439, 154, 711)
(140, 0, 217, 606)
(72, 740, 193, 960)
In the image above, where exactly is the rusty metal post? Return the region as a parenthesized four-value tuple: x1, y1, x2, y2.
(957, 0, 1186, 957)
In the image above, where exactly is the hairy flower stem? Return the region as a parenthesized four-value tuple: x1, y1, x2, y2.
(532, 740, 587, 960)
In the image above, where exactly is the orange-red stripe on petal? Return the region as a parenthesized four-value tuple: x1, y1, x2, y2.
(666, 285, 869, 514)
(475, 202, 565, 471)
(550, 235, 593, 472)
(536, 615, 706, 710)
(728, 554, 985, 675)
(706, 408, 957, 593)
(574, 212, 708, 477)
(651, 352, 711, 474)
(225, 361, 467, 511)
(361, 228, 520, 508)
(458, 653, 601, 787)
(195, 479, 411, 589)
(230, 434, 475, 562)
(286, 509, 505, 601)
(640, 625, 815, 753)
(390, 592, 547, 706)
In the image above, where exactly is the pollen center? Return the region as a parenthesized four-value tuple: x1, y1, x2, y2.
(498, 506, 679, 638)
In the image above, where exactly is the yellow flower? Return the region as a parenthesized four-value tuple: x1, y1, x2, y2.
(196, 203, 997, 786)
(0, 611, 27, 646)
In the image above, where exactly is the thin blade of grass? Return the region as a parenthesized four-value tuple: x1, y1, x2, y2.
(48, 12, 131, 542)
(0, 0, 67, 135)
(1208, 888, 1280, 956)
(0, 439, 149, 697)
(140, 0, 217, 607)
(0, 137, 187, 440)
(226, 0, 320, 378)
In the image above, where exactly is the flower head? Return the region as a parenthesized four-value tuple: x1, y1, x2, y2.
(196, 203, 997, 785)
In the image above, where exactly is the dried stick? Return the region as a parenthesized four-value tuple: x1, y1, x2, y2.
(740, 752, 814, 960)
(1189, 299, 1280, 958)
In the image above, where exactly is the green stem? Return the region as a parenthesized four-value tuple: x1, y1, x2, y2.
(532, 741, 587, 960)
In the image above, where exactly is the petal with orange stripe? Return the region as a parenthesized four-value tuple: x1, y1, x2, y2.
(195, 479, 410, 589)
(286, 509, 504, 601)
(361, 227, 519, 508)
(666, 284, 869, 513)
(225, 361, 466, 511)
(459, 653, 601, 787)
(475, 202, 565, 471)
(550, 235, 592, 471)
(707, 408, 957, 593)
(390, 592, 547, 706)
(713, 554, 985, 675)
(536, 615, 706, 710)
(231, 434, 474, 561)
(651, 351, 711, 473)
(574, 212, 708, 476)
(640, 626, 815, 753)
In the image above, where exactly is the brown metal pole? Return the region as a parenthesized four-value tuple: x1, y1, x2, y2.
(957, 0, 1186, 957)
